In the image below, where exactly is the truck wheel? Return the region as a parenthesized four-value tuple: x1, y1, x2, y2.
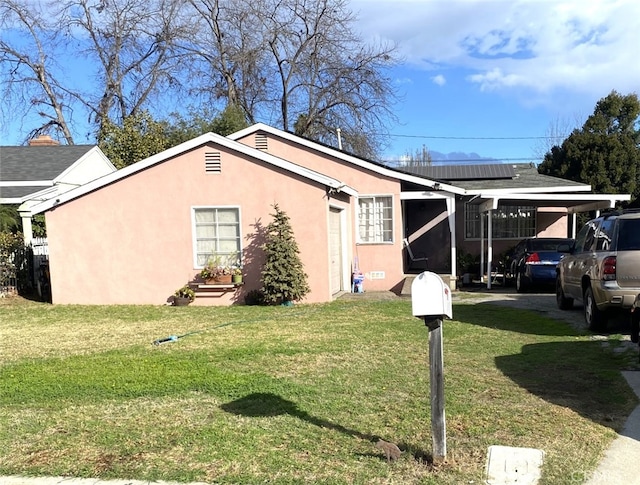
(556, 277, 573, 310)
(584, 286, 607, 331)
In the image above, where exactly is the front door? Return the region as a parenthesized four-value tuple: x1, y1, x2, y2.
(329, 207, 343, 294)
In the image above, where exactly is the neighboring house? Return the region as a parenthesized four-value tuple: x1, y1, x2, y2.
(27, 124, 629, 305)
(0, 135, 117, 244)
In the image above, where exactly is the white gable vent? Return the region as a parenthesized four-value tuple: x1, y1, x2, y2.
(255, 133, 268, 151)
(205, 152, 221, 173)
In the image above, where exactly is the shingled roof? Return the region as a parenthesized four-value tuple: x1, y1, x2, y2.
(405, 162, 589, 191)
(0, 145, 96, 200)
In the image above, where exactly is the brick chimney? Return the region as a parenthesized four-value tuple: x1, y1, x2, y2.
(28, 134, 60, 146)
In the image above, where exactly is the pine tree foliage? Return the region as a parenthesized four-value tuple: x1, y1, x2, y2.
(261, 204, 310, 305)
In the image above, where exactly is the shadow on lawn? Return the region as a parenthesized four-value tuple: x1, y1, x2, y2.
(495, 340, 638, 431)
(221, 392, 433, 463)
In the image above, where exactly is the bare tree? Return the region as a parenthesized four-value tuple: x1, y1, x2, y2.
(59, 0, 189, 133)
(0, 0, 75, 143)
(532, 114, 584, 161)
(1, 0, 189, 144)
(183, 0, 398, 158)
(3, 0, 398, 157)
(181, 0, 266, 123)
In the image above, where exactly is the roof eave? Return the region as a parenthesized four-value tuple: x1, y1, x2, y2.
(228, 124, 466, 195)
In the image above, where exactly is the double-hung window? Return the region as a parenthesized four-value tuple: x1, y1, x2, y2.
(193, 207, 241, 267)
(358, 195, 393, 243)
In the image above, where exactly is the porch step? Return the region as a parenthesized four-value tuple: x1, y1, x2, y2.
(401, 273, 458, 297)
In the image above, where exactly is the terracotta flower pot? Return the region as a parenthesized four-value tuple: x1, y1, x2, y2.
(207, 274, 232, 284)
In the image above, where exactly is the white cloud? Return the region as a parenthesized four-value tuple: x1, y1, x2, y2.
(352, 0, 640, 99)
(432, 74, 446, 86)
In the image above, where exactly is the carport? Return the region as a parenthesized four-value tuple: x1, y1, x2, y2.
(471, 192, 631, 289)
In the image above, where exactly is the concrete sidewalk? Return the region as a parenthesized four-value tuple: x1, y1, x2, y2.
(584, 370, 640, 485)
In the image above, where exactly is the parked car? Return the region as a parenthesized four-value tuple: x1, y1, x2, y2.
(556, 209, 640, 331)
(510, 237, 574, 293)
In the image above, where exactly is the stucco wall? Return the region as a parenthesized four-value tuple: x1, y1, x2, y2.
(235, 132, 406, 293)
(45, 143, 344, 305)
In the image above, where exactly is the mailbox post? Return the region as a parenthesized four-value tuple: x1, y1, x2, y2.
(411, 271, 453, 463)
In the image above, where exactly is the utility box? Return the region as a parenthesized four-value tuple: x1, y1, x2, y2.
(411, 271, 453, 319)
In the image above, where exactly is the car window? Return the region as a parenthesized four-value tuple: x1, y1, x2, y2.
(617, 219, 640, 250)
(596, 219, 615, 251)
(529, 239, 571, 251)
(575, 220, 598, 253)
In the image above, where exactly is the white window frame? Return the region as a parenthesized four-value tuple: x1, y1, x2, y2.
(357, 195, 394, 244)
(464, 203, 536, 240)
(191, 206, 242, 268)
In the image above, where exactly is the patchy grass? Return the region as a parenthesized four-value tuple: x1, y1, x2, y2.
(0, 296, 636, 484)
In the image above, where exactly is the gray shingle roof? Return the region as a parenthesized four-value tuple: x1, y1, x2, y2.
(0, 145, 95, 181)
(404, 163, 588, 191)
(0, 186, 51, 199)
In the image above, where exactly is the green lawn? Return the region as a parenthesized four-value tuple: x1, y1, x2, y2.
(0, 296, 637, 484)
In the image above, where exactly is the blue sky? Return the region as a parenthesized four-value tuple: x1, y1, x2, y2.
(3, 0, 639, 166)
(353, 0, 640, 163)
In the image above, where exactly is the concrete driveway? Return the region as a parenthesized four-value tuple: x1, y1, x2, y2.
(455, 286, 633, 340)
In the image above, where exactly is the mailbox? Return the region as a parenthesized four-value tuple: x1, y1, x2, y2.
(411, 271, 453, 320)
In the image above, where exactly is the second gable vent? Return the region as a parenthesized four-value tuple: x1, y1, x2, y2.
(255, 133, 268, 151)
(205, 152, 221, 173)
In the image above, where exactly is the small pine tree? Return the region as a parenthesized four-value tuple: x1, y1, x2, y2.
(261, 204, 310, 305)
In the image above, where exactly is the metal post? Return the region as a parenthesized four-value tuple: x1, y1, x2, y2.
(425, 317, 446, 461)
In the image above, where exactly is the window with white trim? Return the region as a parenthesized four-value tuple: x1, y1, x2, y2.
(464, 203, 536, 239)
(358, 196, 393, 243)
(193, 207, 241, 267)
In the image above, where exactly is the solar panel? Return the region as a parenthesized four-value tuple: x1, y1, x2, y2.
(411, 164, 516, 180)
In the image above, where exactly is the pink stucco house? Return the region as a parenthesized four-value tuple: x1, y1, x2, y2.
(28, 123, 629, 305)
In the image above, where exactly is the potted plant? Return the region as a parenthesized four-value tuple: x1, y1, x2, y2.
(232, 266, 243, 284)
(200, 254, 235, 284)
(173, 284, 195, 306)
(200, 263, 233, 284)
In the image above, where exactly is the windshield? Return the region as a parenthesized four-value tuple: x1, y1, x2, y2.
(529, 239, 573, 252)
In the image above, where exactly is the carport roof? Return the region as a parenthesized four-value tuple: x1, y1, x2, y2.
(407, 162, 629, 212)
(471, 192, 630, 213)
(410, 163, 589, 191)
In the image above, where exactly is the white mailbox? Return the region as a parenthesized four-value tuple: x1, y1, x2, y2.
(411, 271, 453, 319)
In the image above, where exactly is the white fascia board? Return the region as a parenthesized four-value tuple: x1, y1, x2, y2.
(21, 185, 59, 203)
(29, 131, 356, 215)
(480, 193, 630, 202)
(229, 123, 466, 195)
(0, 197, 23, 203)
(476, 193, 631, 213)
(570, 197, 631, 213)
(54, 146, 117, 182)
(465, 185, 592, 195)
(400, 191, 456, 200)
